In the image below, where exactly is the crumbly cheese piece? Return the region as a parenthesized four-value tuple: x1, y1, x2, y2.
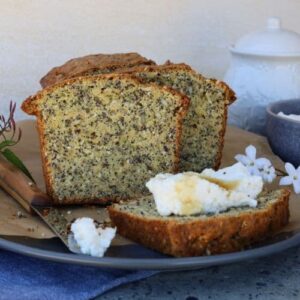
(278, 111, 300, 122)
(70, 217, 116, 257)
(146, 163, 263, 216)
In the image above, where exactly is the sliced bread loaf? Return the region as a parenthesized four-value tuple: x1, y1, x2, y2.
(108, 189, 290, 257)
(22, 74, 189, 205)
(40, 52, 156, 88)
(116, 63, 236, 172)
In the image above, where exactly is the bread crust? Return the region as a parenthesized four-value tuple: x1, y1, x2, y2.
(108, 189, 290, 257)
(40, 52, 156, 88)
(22, 73, 189, 205)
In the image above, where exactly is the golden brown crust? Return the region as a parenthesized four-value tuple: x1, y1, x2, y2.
(22, 73, 189, 205)
(40, 52, 156, 88)
(108, 189, 290, 257)
(21, 96, 36, 115)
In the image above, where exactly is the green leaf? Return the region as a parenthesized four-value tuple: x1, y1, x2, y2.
(1, 148, 36, 183)
(0, 140, 15, 150)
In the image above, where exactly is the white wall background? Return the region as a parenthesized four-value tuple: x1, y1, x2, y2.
(1, 0, 300, 120)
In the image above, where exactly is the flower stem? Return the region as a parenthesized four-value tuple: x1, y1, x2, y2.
(275, 168, 287, 176)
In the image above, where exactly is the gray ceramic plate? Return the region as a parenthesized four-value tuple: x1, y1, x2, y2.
(0, 231, 299, 270)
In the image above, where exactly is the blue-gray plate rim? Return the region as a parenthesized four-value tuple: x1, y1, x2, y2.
(0, 231, 299, 271)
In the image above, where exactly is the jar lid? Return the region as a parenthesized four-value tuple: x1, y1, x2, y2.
(231, 17, 300, 56)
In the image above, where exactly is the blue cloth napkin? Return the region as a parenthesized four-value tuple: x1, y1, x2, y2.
(0, 249, 157, 300)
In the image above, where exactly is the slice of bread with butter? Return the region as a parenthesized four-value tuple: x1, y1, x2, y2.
(108, 163, 290, 257)
(108, 189, 290, 257)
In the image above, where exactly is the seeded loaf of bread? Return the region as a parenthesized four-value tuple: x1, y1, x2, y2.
(108, 189, 290, 257)
(116, 63, 236, 172)
(22, 74, 189, 205)
(40, 52, 156, 88)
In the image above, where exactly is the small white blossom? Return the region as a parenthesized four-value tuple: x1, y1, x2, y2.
(279, 163, 300, 194)
(235, 145, 276, 183)
(235, 145, 260, 175)
(260, 164, 276, 183)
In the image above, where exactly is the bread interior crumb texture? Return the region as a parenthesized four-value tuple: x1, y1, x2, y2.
(124, 67, 230, 172)
(36, 77, 185, 203)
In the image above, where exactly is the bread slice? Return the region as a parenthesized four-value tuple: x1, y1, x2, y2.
(108, 189, 290, 257)
(40, 52, 156, 88)
(116, 63, 236, 172)
(22, 74, 189, 205)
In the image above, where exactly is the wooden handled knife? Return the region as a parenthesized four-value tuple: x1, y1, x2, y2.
(0, 154, 70, 249)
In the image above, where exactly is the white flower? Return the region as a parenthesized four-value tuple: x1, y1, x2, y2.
(235, 145, 260, 176)
(235, 145, 276, 183)
(260, 164, 276, 183)
(256, 157, 276, 183)
(279, 163, 300, 194)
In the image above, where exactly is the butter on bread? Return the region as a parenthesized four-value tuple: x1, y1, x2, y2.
(145, 163, 263, 216)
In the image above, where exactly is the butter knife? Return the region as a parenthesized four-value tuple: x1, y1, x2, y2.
(0, 154, 71, 249)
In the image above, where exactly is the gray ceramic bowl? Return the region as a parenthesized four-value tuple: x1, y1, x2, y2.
(266, 99, 300, 166)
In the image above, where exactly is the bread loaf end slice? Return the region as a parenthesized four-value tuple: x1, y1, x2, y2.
(22, 74, 189, 205)
(108, 189, 290, 257)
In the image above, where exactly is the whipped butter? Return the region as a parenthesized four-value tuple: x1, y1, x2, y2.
(146, 163, 263, 216)
(70, 217, 116, 257)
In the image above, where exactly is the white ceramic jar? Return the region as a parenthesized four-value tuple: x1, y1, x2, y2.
(224, 17, 300, 135)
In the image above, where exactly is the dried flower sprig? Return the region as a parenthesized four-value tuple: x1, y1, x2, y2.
(0, 101, 21, 147)
(0, 101, 35, 182)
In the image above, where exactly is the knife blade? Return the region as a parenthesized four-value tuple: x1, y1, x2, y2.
(0, 154, 71, 249)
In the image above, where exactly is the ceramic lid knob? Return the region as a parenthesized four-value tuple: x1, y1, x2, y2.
(267, 17, 281, 30)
